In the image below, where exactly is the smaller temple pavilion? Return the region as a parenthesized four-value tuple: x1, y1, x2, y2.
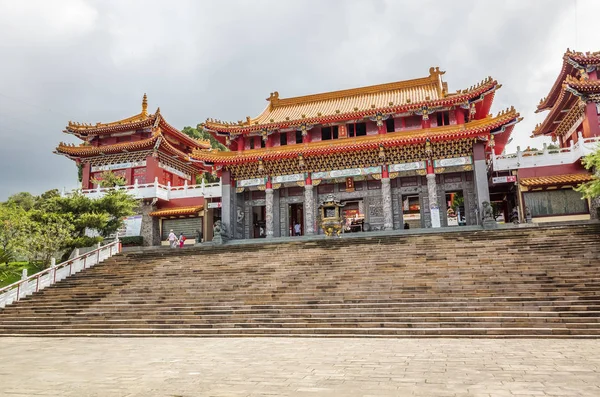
(55, 95, 222, 245)
(193, 67, 521, 239)
(492, 49, 600, 223)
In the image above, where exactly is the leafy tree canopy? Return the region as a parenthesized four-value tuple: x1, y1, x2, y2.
(575, 147, 600, 199)
(1, 189, 138, 266)
(182, 125, 228, 183)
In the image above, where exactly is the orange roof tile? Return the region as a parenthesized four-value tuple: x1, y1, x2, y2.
(192, 108, 520, 165)
(520, 173, 594, 187)
(149, 205, 204, 217)
(203, 68, 500, 134)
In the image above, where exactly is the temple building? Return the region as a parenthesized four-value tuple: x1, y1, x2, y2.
(193, 67, 521, 238)
(55, 95, 222, 245)
(492, 50, 600, 223)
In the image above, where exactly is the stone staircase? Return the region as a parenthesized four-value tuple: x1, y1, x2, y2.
(1, 223, 599, 337)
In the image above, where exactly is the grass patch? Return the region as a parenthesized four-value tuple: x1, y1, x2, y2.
(0, 262, 45, 288)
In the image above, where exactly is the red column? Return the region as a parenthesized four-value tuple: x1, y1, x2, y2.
(125, 167, 134, 185)
(305, 174, 312, 185)
(266, 135, 273, 148)
(426, 159, 434, 175)
(237, 136, 244, 153)
(381, 164, 389, 178)
(582, 102, 600, 138)
(255, 136, 261, 149)
(302, 131, 311, 143)
(82, 162, 91, 189)
(146, 155, 160, 183)
(455, 108, 465, 125)
(422, 118, 431, 129)
(266, 176, 272, 189)
(378, 124, 386, 134)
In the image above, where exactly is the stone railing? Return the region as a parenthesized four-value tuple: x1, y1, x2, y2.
(493, 133, 600, 171)
(0, 240, 121, 309)
(80, 178, 222, 201)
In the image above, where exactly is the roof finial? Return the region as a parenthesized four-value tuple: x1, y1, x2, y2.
(142, 93, 148, 116)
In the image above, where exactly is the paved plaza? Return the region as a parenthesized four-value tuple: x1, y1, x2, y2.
(0, 338, 599, 396)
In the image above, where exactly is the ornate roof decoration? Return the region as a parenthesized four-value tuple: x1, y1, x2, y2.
(64, 94, 210, 150)
(191, 107, 520, 165)
(536, 49, 600, 112)
(520, 173, 594, 187)
(55, 132, 192, 162)
(203, 68, 500, 135)
(149, 205, 204, 217)
(533, 71, 600, 137)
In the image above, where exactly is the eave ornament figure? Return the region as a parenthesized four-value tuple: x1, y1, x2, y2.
(319, 194, 345, 237)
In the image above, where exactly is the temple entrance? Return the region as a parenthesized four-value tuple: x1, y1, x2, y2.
(401, 195, 422, 229)
(289, 203, 304, 236)
(252, 206, 266, 238)
(341, 200, 364, 233)
(445, 191, 466, 226)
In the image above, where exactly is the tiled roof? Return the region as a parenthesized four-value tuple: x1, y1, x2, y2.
(520, 173, 595, 187)
(64, 95, 210, 149)
(55, 133, 192, 161)
(533, 74, 600, 137)
(203, 68, 500, 134)
(149, 205, 204, 217)
(537, 49, 600, 112)
(192, 108, 520, 165)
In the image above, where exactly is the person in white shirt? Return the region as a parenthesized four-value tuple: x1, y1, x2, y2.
(294, 222, 301, 236)
(168, 229, 178, 248)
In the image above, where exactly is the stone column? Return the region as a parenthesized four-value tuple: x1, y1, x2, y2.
(381, 178, 393, 230)
(265, 188, 274, 238)
(473, 142, 490, 219)
(304, 183, 315, 235)
(221, 171, 232, 239)
(140, 201, 160, 246)
(426, 173, 441, 228)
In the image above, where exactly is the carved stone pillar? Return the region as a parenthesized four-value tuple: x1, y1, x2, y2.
(304, 184, 315, 235)
(265, 188, 274, 238)
(381, 177, 393, 230)
(426, 173, 441, 228)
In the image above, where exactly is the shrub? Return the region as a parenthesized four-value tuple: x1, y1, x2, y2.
(119, 236, 144, 247)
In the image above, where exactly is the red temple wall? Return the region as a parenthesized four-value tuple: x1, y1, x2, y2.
(518, 163, 588, 178)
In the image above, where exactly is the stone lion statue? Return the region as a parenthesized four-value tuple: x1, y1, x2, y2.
(482, 201, 494, 221)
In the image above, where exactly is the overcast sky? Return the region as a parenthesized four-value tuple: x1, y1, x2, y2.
(0, 0, 598, 200)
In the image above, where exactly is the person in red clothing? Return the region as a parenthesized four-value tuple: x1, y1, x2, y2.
(178, 233, 186, 248)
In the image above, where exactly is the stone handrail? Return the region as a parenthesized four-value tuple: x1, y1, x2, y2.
(493, 133, 600, 171)
(0, 240, 121, 309)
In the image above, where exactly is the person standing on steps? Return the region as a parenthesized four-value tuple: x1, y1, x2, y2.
(168, 229, 178, 248)
(179, 232, 186, 248)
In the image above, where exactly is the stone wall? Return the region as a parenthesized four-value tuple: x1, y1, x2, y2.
(140, 201, 160, 246)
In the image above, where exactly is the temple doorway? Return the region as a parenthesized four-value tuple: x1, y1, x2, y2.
(401, 195, 422, 229)
(445, 191, 466, 226)
(289, 203, 304, 236)
(341, 200, 364, 233)
(252, 205, 266, 238)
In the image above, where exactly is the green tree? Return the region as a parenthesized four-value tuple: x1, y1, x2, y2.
(0, 204, 31, 257)
(45, 189, 138, 257)
(27, 210, 74, 266)
(182, 125, 228, 184)
(90, 171, 126, 188)
(575, 148, 600, 199)
(6, 192, 38, 211)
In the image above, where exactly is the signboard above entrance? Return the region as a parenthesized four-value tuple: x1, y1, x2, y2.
(492, 175, 517, 184)
(312, 166, 381, 180)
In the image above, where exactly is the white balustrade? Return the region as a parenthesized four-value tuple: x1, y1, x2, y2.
(80, 180, 222, 200)
(493, 134, 600, 171)
(0, 240, 121, 309)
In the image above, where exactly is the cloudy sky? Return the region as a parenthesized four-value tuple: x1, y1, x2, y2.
(0, 0, 597, 200)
